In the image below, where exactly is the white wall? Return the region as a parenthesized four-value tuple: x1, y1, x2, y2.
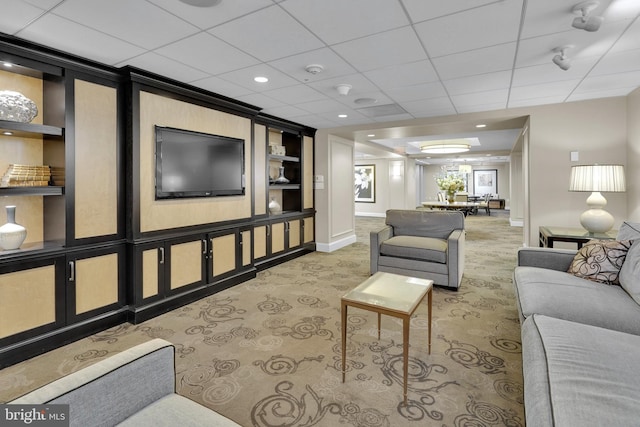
(628, 87, 640, 221)
(354, 158, 416, 217)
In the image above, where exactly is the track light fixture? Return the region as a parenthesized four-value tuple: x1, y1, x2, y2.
(571, 1, 603, 32)
(552, 46, 573, 71)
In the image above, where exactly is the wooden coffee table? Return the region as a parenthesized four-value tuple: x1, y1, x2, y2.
(341, 272, 433, 404)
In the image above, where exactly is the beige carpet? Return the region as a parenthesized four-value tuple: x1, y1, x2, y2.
(0, 211, 525, 427)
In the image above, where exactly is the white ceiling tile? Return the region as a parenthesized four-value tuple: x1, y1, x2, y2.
(217, 64, 299, 91)
(262, 104, 310, 119)
(154, 32, 259, 75)
(280, 0, 408, 45)
(208, 5, 324, 61)
(267, 48, 357, 84)
(18, 14, 146, 66)
(23, 0, 63, 8)
(456, 102, 508, 114)
(117, 52, 209, 82)
(432, 43, 517, 80)
(0, 0, 47, 35)
(572, 70, 640, 94)
(519, 0, 612, 39)
(451, 89, 509, 109)
(415, 0, 523, 58)
(443, 71, 512, 96)
(235, 93, 284, 109)
(400, 97, 457, 116)
(512, 58, 600, 87)
(508, 95, 569, 108)
(402, 0, 498, 22)
(190, 76, 254, 99)
(331, 27, 427, 72)
(609, 19, 640, 53)
(509, 79, 582, 101)
(364, 60, 439, 89)
(52, 0, 199, 50)
(262, 84, 326, 104)
(591, 48, 640, 76)
(385, 82, 448, 102)
(146, 0, 273, 30)
(296, 98, 357, 114)
(306, 73, 380, 99)
(567, 87, 638, 102)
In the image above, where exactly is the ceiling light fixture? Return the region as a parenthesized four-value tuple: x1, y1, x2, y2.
(552, 46, 573, 71)
(572, 1, 604, 32)
(475, 124, 486, 128)
(421, 143, 470, 154)
(254, 76, 269, 83)
(179, 0, 222, 7)
(336, 84, 352, 96)
(338, 114, 348, 118)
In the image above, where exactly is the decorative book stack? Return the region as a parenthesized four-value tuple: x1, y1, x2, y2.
(1, 164, 51, 187)
(50, 166, 65, 186)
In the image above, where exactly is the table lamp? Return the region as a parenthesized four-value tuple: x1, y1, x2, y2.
(569, 164, 625, 233)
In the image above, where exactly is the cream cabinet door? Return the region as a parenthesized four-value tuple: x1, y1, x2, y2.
(70, 247, 123, 318)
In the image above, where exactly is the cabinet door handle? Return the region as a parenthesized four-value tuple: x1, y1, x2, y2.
(69, 261, 75, 282)
(202, 239, 208, 255)
(266, 224, 271, 237)
(159, 247, 165, 264)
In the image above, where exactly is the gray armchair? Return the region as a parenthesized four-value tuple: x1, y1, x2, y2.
(370, 209, 465, 289)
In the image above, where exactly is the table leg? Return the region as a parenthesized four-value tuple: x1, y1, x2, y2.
(377, 312, 381, 339)
(428, 288, 432, 354)
(403, 315, 409, 405)
(341, 301, 347, 383)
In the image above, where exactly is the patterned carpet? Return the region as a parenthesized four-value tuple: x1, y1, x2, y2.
(0, 211, 525, 427)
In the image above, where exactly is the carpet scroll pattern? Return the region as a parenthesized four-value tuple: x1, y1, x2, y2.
(0, 211, 525, 426)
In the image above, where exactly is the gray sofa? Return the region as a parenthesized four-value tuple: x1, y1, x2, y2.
(370, 209, 465, 289)
(513, 221, 640, 426)
(10, 339, 240, 427)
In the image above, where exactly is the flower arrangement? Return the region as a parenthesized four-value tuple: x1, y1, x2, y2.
(436, 173, 465, 201)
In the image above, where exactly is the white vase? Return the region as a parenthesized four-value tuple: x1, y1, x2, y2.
(0, 205, 27, 250)
(268, 197, 282, 215)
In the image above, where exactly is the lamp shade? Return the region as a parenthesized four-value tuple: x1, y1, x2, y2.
(458, 165, 472, 174)
(569, 164, 626, 192)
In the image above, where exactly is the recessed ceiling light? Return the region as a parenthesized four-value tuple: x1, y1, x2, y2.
(3, 131, 13, 135)
(421, 143, 470, 154)
(254, 76, 269, 83)
(476, 124, 487, 128)
(179, 0, 222, 7)
(367, 134, 375, 137)
(338, 114, 348, 118)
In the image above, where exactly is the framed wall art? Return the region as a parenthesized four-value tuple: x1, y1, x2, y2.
(355, 164, 375, 203)
(473, 169, 497, 196)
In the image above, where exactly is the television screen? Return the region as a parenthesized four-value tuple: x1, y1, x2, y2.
(155, 126, 245, 199)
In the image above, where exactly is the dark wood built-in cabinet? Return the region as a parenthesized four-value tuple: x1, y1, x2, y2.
(0, 36, 315, 368)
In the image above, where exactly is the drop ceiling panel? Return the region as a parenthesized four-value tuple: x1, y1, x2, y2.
(267, 48, 357, 84)
(1, 0, 47, 35)
(262, 84, 326, 104)
(443, 71, 512, 96)
(19, 14, 146, 66)
(509, 79, 582, 101)
(400, 97, 457, 117)
(280, 0, 409, 45)
(331, 27, 428, 72)
(217, 64, 299, 91)
(512, 59, 600, 87)
(591, 48, 640, 75)
(451, 89, 509, 110)
(385, 82, 449, 102)
(401, 0, 500, 23)
(432, 43, 517, 80)
(117, 52, 210, 83)
(414, 0, 523, 58)
(155, 33, 259, 76)
(364, 60, 440, 89)
(572, 70, 640, 94)
(306, 73, 380, 98)
(52, 0, 200, 50)
(191, 76, 254, 99)
(146, 0, 273, 30)
(208, 5, 324, 62)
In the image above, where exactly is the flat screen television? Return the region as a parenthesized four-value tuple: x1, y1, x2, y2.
(155, 126, 245, 199)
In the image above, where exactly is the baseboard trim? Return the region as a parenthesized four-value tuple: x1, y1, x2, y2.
(316, 234, 357, 253)
(355, 212, 386, 218)
(510, 218, 524, 227)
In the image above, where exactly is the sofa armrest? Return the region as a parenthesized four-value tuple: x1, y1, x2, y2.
(11, 339, 176, 426)
(447, 229, 465, 288)
(517, 247, 577, 271)
(370, 226, 393, 274)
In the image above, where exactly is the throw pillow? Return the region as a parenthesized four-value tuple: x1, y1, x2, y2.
(619, 241, 640, 304)
(567, 239, 633, 285)
(617, 221, 640, 241)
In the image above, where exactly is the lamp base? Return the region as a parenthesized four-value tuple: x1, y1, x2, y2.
(580, 208, 614, 234)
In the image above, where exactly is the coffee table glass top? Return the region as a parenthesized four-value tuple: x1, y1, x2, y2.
(539, 226, 617, 239)
(342, 272, 433, 314)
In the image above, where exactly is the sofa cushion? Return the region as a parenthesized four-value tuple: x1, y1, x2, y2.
(566, 239, 632, 285)
(617, 221, 640, 240)
(522, 315, 640, 427)
(380, 235, 447, 263)
(118, 394, 240, 426)
(385, 209, 463, 239)
(619, 240, 640, 305)
(513, 266, 640, 335)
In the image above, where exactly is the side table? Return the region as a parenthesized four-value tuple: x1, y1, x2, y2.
(341, 272, 433, 405)
(539, 226, 618, 249)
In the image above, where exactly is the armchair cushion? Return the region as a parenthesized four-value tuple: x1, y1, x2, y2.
(380, 235, 447, 263)
(386, 209, 463, 239)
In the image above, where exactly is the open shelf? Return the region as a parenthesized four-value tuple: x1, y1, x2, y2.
(0, 186, 64, 196)
(0, 120, 63, 138)
(269, 154, 299, 163)
(269, 183, 300, 190)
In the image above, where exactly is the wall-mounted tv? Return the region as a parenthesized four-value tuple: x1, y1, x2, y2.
(155, 126, 245, 200)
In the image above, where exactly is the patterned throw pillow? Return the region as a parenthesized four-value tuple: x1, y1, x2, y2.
(567, 239, 633, 285)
